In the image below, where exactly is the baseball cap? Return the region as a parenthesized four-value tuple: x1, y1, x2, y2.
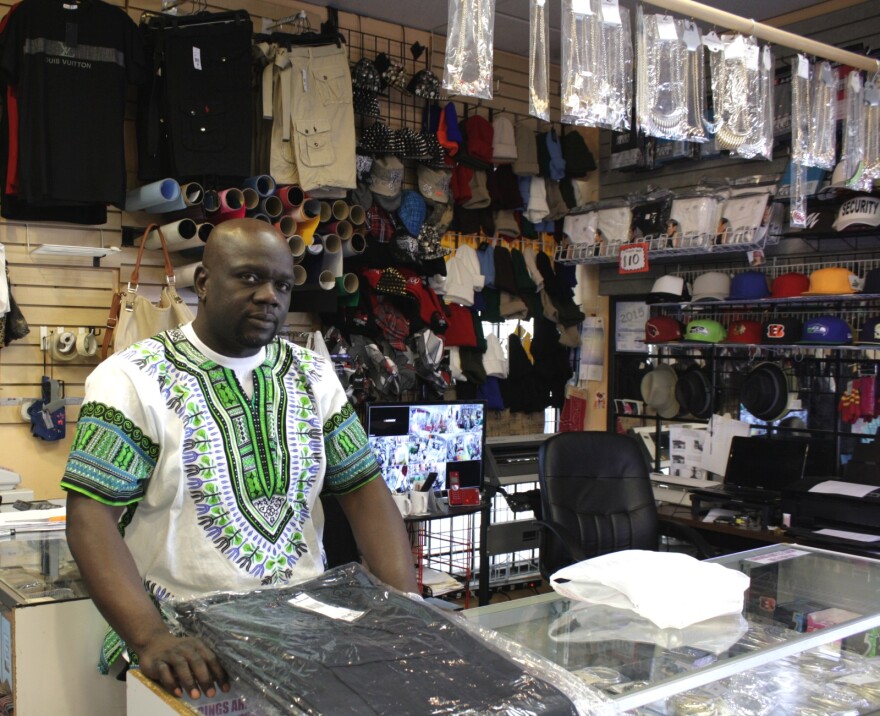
(370, 155, 404, 203)
(856, 316, 880, 345)
(832, 194, 880, 231)
(416, 165, 451, 204)
(727, 320, 763, 344)
(801, 316, 853, 345)
(397, 190, 427, 236)
(684, 319, 727, 343)
(646, 275, 689, 304)
(762, 317, 803, 343)
(770, 272, 810, 299)
(690, 271, 731, 302)
(802, 267, 860, 296)
(645, 316, 684, 343)
(862, 268, 880, 295)
(728, 271, 770, 300)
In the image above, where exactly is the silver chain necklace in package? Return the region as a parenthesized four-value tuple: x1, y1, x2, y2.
(639, 12, 688, 139)
(791, 54, 812, 165)
(809, 62, 837, 170)
(681, 20, 708, 142)
(864, 74, 880, 185)
(529, 0, 550, 120)
(713, 34, 760, 152)
(738, 45, 774, 160)
(443, 0, 496, 99)
(840, 70, 866, 189)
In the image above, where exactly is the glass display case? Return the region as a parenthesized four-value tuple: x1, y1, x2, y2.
(0, 531, 125, 714)
(464, 544, 880, 714)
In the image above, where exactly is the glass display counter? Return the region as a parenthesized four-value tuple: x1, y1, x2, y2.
(464, 543, 880, 714)
(0, 531, 125, 714)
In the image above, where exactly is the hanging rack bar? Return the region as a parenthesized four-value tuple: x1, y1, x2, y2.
(640, 0, 880, 72)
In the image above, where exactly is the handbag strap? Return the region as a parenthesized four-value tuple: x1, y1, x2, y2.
(102, 224, 174, 360)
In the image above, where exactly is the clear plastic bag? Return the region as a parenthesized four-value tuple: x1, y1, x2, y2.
(637, 10, 690, 140)
(529, 0, 550, 121)
(443, 0, 496, 99)
(808, 61, 838, 170)
(863, 72, 880, 185)
(167, 564, 604, 715)
(561, 0, 632, 131)
(790, 54, 812, 165)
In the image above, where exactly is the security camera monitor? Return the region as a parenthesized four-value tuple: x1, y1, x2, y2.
(365, 401, 486, 495)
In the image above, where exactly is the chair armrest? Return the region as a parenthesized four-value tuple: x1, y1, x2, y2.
(658, 516, 717, 560)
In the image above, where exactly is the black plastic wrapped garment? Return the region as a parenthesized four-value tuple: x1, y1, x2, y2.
(170, 564, 582, 715)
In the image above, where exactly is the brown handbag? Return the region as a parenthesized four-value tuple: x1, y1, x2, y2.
(102, 224, 194, 360)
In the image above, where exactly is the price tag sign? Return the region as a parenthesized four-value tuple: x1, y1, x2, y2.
(618, 242, 649, 274)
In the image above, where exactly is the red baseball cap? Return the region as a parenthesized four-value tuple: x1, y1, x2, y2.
(727, 320, 763, 344)
(771, 272, 810, 299)
(645, 316, 683, 343)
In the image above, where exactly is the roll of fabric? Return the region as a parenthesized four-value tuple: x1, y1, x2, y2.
(275, 214, 297, 238)
(260, 195, 284, 219)
(342, 232, 366, 257)
(321, 220, 352, 241)
(148, 181, 204, 213)
(290, 198, 321, 222)
(292, 264, 307, 286)
(296, 215, 321, 245)
(143, 219, 198, 251)
(318, 201, 333, 223)
(125, 178, 180, 212)
(176, 262, 201, 289)
(215, 188, 246, 222)
(277, 184, 305, 211)
(241, 187, 261, 212)
(348, 204, 366, 227)
(288, 235, 306, 261)
(320, 234, 343, 278)
(196, 223, 214, 242)
(251, 213, 272, 223)
(331, 200, 350, 221)
(243, 174, 276, 198)
(202, 190, 220, 213)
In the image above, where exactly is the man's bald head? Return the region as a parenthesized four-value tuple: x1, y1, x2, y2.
(201, 218, 293, 271)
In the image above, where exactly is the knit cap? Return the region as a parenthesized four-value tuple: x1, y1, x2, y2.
(492, 164, 524, 210)
(522, 247, 543, 291)
(511, 248, 537, 294)
(463, 170, 491, 209)
(545, 130, 566, 181)
(476, 242, 496, 287)
(561, 130, 597, 177)
(461, 115, 494, 168)
(494, 210, 520, 238)
(437, 102, 462, 156)
(443, 302, 478, 347)
(513, 124, 540, 176)
(444, 244, 485, 307)
(525, 176, 550, 223)
(483, 333, 509, 378)
(544, 180, 569, 222)
(499, 290, 529, 319)
(492, 245, 518, 294)
(451, 164, 473, 205)
(492, 116, 517, 163)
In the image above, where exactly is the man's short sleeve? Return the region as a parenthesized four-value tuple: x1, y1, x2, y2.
(60, 359, 160, 506)
(320, 379, 381, 496)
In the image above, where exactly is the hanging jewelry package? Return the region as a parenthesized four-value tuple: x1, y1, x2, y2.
(790, 54, 812, 166)
(738, 45, 774, 160)
(808, 62, 838, 170)
(839, 70, 867, 190)
(529, 0, 550, 121)
(863, 73, 880, 186)
(710, 33, 771, 158)
(561, 0, 632, 131)
(636, 10, 690, 141)
(443, 0, 496, 99)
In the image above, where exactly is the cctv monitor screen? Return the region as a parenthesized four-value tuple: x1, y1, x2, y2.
(365, 401, 486, 494)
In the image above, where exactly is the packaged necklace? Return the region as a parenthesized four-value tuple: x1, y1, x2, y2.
(790, 54, 812, 166)
(442, 0, 496, 99)
(839, 70, 867, 189)
(561, 0, 632, 131)
(808, 62, 838, 170)
(528, 0, 550, 121)
(681, 20, 709, 143)
(737, 45, 774, 160)
(636, 11, 689, 140)
(711, 34, 763, 154)
(863, 73, 880, 185)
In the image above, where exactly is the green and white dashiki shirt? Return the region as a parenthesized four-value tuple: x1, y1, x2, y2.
(61, 325, 380, 604)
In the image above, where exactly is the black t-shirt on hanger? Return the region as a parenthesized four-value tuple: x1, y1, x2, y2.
(0, 0, 146, 208)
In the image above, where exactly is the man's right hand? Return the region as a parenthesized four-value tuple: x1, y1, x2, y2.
(136, 631, 230, 700)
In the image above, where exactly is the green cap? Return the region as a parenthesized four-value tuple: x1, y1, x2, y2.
(684, 318, 727, 343)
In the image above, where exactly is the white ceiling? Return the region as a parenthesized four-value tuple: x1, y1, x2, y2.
(329, 0, 839, 58)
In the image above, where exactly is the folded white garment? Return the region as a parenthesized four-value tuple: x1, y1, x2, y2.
(550, 550, 750, 630)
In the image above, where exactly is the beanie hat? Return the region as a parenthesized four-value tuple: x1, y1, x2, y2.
(437, 102, 462, 156)
(492, 116, 517, 163)
(544, 130, 566, 181)
(500, 290, 529, 319)
(544, 180, 569, 222)
(451, 164, 474, 205)
(525, 176, 550, 223)
(483, 333, 509, 378)
(476, 242, 495, 287)
(463, 170, 491, 209)
(458, 115, 494, 169)
(492, 245, 518, 294)
(492, 164, 523, 210)
(513, 123, 540, 176)
(561, 130, 597, 177)
(522, 247, 543, 291)
(443, 302, 478, 347)
(511, 248, 537, 294)
(494, 210, 520, 238)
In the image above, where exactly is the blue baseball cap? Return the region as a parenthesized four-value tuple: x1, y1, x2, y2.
(801, 316, 853, 345)
(728, 271, 770, 300)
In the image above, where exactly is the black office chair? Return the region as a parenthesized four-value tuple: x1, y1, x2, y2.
(319, 493, 362, 568)
(537, 431, 714, 578)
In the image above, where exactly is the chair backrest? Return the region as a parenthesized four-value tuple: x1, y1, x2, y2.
(537, 432, 658, 577)
(319, 493, 362, 568)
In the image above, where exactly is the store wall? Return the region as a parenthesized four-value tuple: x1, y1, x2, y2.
(0, 0, 602, 499)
